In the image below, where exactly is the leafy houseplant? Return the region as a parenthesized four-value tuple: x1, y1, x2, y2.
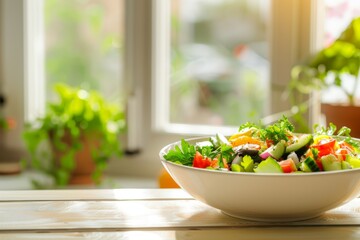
(23, 84, 125, 188)
(0, 95, 15, 131)
(289, 17, 360, 135)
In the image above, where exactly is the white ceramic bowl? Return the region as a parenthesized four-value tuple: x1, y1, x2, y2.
(159, 137, 360, 222)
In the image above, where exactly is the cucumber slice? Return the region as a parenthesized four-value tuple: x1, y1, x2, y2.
(301, 157, 320, 172)
(286, 134, 313, 156)
(254, 157, 283, 173)
(260, 140, 286, 160)
(321, 154, 341, 171)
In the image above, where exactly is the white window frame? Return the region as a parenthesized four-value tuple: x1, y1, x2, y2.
(0, 0, 323, 178)
(24, 0, 45, 123)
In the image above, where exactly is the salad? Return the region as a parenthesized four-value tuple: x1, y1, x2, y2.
(163, 116, 360, 173)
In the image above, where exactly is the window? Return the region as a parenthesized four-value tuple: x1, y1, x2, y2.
(1, 0, 321, 179)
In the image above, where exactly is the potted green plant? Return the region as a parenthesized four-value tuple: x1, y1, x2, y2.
(23, 83, 125, 188)
(0, 95, 15, 131)
(288, 17, 360, 135)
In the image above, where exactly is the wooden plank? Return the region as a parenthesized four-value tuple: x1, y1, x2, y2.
(0, 189, 192, 201)
(1, 198, 360, 231)
(1, 227, 360, 240)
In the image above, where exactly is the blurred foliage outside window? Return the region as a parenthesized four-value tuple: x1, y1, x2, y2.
(43, 0, 360, 129)
(45, 0, 124, 102)
(170, 0, 270, 127)
(46, 0, 270, 129)
(322, 0, 360, 104)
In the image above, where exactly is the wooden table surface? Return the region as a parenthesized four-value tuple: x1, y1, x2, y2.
(0, 188, 360, 239)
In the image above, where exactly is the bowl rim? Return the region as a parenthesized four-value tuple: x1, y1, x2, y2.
(159, 136, 360, 177)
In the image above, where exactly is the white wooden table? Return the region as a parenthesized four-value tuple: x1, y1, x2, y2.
(0, 189, 360, 239)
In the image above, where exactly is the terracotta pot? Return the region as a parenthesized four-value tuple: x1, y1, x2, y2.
(321, 103, 360, 138)
(51, 130, 100, 185)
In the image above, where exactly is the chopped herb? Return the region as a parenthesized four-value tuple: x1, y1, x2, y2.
(164, 138, 234, 167)
(336, 126, 360, 150)
(259, 115, 294, 144)
(163, 139, 196, 166)
(200, 144, 234, 168)
(238, 122, 261, 132)
(219, 144, 235, 166)
(345, 137, 360, 152)
(311, 148, 319, 160)
(337, 126, 351, 136)
(198, 145, 215, 158)
(313, 123, 337, 135)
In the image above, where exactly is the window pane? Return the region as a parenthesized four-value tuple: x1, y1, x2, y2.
(170, 0, 270, 126)
(45, 0, 124, 101)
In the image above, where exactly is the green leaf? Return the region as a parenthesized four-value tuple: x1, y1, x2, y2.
(313, 123, 337, 136)
(219, 144, 235, 164)
(337, 126, 352, 136)
(55, 169, 70, 186)
(311, 148, 319, 160)
(239, 122, 260, 132)
(241, 155, 254, 172)
(163, 139, 196, 166)
(259, 115, 294, 144)
(59, 151, 75, 170)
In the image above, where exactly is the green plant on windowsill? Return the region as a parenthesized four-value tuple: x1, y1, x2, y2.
(0, 95, 15, 131)
(23, 83, 126, 189)
(287, 17, 360, 132)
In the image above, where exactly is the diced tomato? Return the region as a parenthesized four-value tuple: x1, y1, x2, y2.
(311, 138, 336, 158)
(279, 159, 297, 173)
(279, 163, 293, 173)
(192, 151, 212, 168)
(266, 139, 274, 148)
(315, 159, 323, 171)
(317, 138, 336, 148)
